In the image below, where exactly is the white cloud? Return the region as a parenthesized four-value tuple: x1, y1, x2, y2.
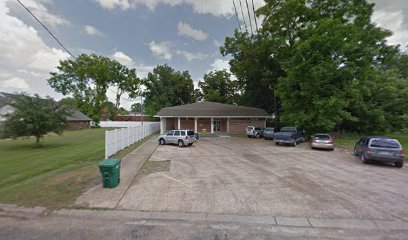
(8, 0, 70, 27)
(112, 51, 154, 78)
(0, 1, 69, 98)
(94, 0, 265, 17)
(1, 77, 30, 90)
(372, 10, 408, 48)
(209, 58, 230, 72)
(148, 41, 172, 60)
(84, 25, 105, 37)
(177, 21, 207, 41)
(176, 50, 207, 61)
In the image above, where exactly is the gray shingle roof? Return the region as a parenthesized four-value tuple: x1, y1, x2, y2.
(156, 102, 269, 117)
(67, 110, 92, 121)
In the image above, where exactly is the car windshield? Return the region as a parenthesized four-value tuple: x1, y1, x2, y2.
(315, 135, 330, 140)
(280, 127, 296, 132)
(247, 126, 254, 131)
(370, 138, 400, 149)
(187, 130, 195, 136)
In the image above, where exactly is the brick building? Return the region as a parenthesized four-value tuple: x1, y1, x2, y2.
(66, 110, 92, 130)
(156, 102, 269, 134)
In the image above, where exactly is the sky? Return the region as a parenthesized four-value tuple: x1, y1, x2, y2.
(0, 0, 407, 110)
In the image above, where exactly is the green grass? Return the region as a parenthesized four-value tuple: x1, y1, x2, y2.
(335, 133, 408, 150)
(0, 129, 155, 209)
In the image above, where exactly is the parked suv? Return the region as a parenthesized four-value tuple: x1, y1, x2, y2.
(263, 127, 275, 140)
(354, 136, 405, 168)
(158, 129, 197, 147)
(246, 126, 264, 138)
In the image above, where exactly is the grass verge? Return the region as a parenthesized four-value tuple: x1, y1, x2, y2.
(0, 129, 156, 209)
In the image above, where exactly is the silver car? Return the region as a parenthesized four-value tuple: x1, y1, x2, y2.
(158, 129, 197, 147)
(311, 134, 334, 150)
(263, 127, 275, 140)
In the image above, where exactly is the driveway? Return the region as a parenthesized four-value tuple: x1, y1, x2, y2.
(117, 136, 408, 221)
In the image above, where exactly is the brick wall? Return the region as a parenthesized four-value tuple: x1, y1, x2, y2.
(229, 118, 266, 133)
(180, 118, 194, 130)
(166, 118, 176, 130)
(197, 118, 211, 132)
(66, 121, 90, 130)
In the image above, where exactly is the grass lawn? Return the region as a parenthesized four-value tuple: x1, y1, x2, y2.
(0, 128, 155, 209)
(335, 133, 408, 150)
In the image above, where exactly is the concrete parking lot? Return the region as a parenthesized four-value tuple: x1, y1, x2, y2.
(117, 136, 408, 222)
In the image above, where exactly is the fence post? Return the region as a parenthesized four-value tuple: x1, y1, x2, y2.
(105, 130, 108, 159)
(114, 129, 117, 155)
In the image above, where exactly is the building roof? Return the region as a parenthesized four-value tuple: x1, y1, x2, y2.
(67, 110, 92, 121)
(156, 102, 269, 117)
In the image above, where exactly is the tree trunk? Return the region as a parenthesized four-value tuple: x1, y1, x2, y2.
(35, 135, 41, 146)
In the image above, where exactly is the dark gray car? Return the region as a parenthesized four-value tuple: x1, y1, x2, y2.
(354, 137, 405, 168)
(263, 127, 275, 140)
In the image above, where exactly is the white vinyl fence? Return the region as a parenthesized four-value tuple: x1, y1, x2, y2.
(100, 121, 156, 128)
(105, 122, 160, 159)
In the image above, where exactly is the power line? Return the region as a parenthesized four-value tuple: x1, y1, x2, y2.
(16, 0, 75, 58)
(251, 0, 259, 32)
(232, 0, 242, 32)
(245, 0, 254, 37)
(238, 0, 248, 34)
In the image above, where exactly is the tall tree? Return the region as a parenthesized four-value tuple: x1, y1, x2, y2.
(143, 64, 195, 116)
(198, 70, 238, 104)
(4, 94, 71, 146)
(48, 54, 140, 123)
(131, 103, 143, 112)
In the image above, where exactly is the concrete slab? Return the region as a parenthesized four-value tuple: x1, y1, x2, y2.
(276, 217, 311, 227)
(75, 136, 158, 208)
(309, 218, 377, 229)
(375, 220, 408, 230)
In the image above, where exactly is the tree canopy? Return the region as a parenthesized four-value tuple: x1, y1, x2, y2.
(221, 0, 408, 133)
(198, 70, 239, 104)
(48, 54, 140, 123)
(4, 94, 71, 146)
(143, 64, 195, 116)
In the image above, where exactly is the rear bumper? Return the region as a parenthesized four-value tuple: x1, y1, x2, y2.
(365, 154, 404, 163)
(275, 139, 294, 144)
(312, 143, 334, 149)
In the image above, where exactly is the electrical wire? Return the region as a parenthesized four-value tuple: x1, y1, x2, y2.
(232, 0, 242, 32)
(245, 0, 254, 37)
(16, 0, 75, 58)
(251, 0, 259, 32)
(238, 0, 249, 34)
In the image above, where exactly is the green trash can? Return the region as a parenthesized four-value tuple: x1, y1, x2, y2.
(98, 159, 121, 188)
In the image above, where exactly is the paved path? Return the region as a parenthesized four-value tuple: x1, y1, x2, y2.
(75, 136, 158, 208)
(1, 205, 408, 239)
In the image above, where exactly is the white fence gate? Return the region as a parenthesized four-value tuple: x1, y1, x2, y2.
(105, 122, 160, 159)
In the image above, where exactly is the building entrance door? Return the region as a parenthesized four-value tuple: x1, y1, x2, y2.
(213, 119, 221, 132)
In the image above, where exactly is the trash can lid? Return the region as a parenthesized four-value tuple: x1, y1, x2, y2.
(98, 159, 121, 167)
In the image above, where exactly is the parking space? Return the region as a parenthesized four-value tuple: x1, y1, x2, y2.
(118, 136, 408, 221)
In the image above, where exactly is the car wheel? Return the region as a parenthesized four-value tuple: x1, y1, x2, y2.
(188, 143, 193, 146)
(353, 148, 358, 156)
(293, 141, 297, 147)
(361, 153, 369, 164)
(275, 142, 279, 145)
(256, 134, 260, 139)
(159, 138, 165, 145)
(395, 161, 404, 168)
(178, 140, 184, 147)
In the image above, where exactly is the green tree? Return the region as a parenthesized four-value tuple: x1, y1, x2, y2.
(48, 54, 140, 123)
(4, 94, 71, 146)
(143, 64, 195, 116)
(131, 102, 143, 112)
(198, 70, 238, 104)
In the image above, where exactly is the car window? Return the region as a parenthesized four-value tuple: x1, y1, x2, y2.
(255, 127, 262, 130)
(167, 131, 173, 136)
(187, 130, 195, 136)
(265, 128, 274, 131)
(181, 131, 186, 136)
(280, 127, 297, 132)
(315, 134, 330, 140)
(370, 138, 400, 149)
(174, 131, 180, 136)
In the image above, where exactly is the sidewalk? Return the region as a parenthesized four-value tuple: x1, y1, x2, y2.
(75, 136, 158, 208)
